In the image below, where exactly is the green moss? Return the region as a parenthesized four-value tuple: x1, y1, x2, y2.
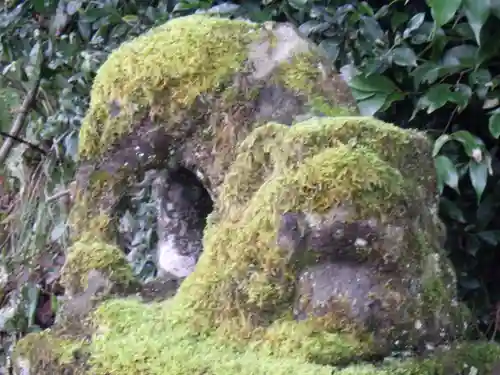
(79, 15, 259, 159)
(72, 297, 500, 374)
(13, 331, 87, 373)
(221, 116, 432, 221)
(89, 298, 334, 375)
(61, 239, 136, 293)
(275, 54, 358, 116)
(166, 116, 462, 364)
(177, 142, 411, 336)
(12, 303, 500, 375)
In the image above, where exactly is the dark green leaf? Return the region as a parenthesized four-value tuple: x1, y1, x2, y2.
(319, 39, 340, 61)
(469, 68, 492, 87)
(380, 90, 405, 112)
(299, 20, 330, 36)
(374, 5, 389, 19)
(350, 88, 376, 101)
(488, 109, 500, 138)
(357, 93, 387, 116)
(477, 230, 500, 245)
(348, 74, 399, 95)
(426, 0, 463, 27)
(391, 46, 418, 67)
(452, 84, 473, 111)
(359, 1, 375, 16)
(453, 22, 476, 40)
(403, 13, 426, 39)
(451, 130, 485, 156)
(469, 161, 489, 202)
(492, 0, 500, 18)
(417, 84, 454, 114)
(390, 11, 409, 31)
(434, 155, 460, 193)
(463, 0, 490, 44)
(464, 234, 481, 256)
(360, 16, 384, 43)
(459, 276, 481, 289)
(412, 62, 441, 87)
(433, 134, 452, 157)
(442, 45, 479, 68)
(439, 197, 467, 223)
(288, 0, 308, 10)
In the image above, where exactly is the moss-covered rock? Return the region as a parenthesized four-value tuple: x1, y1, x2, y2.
(60, 240, 136, 296)
(12, 330, 88, 374)
(13, 13, 500, 375)
(75, 14, 357, 210)
(14, 297, 498, 375)
(171, 116, 467, 360)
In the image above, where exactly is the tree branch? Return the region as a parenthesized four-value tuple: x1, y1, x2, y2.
(0, 131, 47, 155)
(0, 74, 42, 165)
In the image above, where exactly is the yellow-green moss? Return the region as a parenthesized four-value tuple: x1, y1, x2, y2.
(60, 297, 500, 374)
(12, 304, 500, 375)
(79, 15, 259, 159)
(276, 54, 358, 116)
(176, 143, 411, 335)
(221, 116, 433, 223)
(61, 240, 135, 293)
(164, 116, 460, 364)
(89, 298, 334, 375)
(13, 330, 87, 373)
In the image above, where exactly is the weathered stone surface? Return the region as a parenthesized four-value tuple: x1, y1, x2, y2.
(12, 13, 500, 375)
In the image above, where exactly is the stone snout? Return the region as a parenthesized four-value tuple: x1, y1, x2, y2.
(277, 208, 464, 354)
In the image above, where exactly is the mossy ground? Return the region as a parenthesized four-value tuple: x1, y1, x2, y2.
(43, 297, 499, 375)
(12, 297, 500, 374)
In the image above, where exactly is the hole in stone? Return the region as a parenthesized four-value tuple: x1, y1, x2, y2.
(115, 165, 213, 289)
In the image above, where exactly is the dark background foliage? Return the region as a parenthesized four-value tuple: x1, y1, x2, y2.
(0, 0, 499, 363)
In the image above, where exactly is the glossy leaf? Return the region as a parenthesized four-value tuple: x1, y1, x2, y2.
(451, 130, 485, 157)
(319, 39, 340, 60)
(426, 0, 463, 27)
(288, 0, 308, 10)
(360, 16, 384, 43)
(411, 62, 441, 87)
(403, 12, 426, 38)
(442, 45, 479, 68)
(433, 134, 452, 157)
(348, 74, 399, 95)
(463, 0, 490, 44)
(469, 161, 489, 202)
(434, 155, 460, 193)
(439, 197, 467, 223)
(391, 46, 418, 67)
(416, 84, 454, 114)
(477, 230, 500, 245)
(488, 109, 500, 138)
(357, 93, 387, 116)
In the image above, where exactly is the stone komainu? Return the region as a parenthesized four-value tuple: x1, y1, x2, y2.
(12, 13, 500, 375)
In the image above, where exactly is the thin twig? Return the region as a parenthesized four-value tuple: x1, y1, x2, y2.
(0, 130, 46, 155)
(0, 74, 42, 165)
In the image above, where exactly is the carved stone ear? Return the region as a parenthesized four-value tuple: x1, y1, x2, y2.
(277, 211, 308, 264)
